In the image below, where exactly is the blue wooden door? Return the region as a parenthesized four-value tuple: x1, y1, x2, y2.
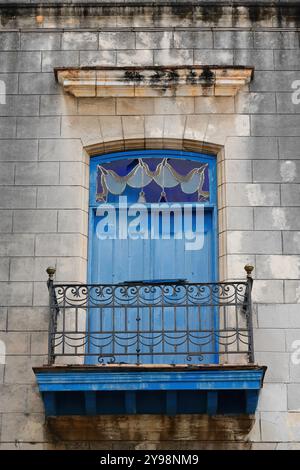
(88, 150, 217, 365)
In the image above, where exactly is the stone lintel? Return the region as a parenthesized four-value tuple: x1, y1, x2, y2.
(55, 66, 254, 98)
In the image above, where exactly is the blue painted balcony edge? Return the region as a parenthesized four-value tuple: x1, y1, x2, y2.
(33, 365, 266, 416)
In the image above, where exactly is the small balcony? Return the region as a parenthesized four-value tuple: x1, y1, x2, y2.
(34, 266, 266, 417)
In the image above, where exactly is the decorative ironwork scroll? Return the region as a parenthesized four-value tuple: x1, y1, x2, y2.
(47, 279, 254, 365)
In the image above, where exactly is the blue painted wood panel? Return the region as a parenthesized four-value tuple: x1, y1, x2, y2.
(88, 150, 218, 365)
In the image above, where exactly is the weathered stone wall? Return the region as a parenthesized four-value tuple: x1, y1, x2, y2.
(0, 2, 300, 449)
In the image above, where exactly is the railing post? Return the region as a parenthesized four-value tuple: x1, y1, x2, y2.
(46, 266, 56, 365)
(244, 264, 254, 363)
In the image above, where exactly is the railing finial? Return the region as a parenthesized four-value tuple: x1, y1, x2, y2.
(46, 266, 56, 282)
(244, 264, 254, 278)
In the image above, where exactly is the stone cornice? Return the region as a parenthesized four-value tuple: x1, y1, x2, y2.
(55, 66, 254, 98)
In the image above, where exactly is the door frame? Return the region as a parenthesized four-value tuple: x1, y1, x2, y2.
(87, 149, 219, 363)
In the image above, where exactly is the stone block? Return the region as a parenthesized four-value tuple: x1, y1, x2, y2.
(279, 138, 300, 160)
(0, 281, 33, 307)
(173, 31, 212, 49)
(283, 232, 300, 254)
(288, 384, 300, 411)
(25, 384, 45, 413)
(183, 114, 209, 142)
(194, 49, 233, 66)
(136, 31, 172, 50)
(227, 230, 281, 254)
(258, 304, 300, 328)
(62, 32, 98, 50)
(7, 307, 48, 331)
(224, 160, 252, 182)
(13, 209, 57, 234)
(35, 233, 87, 257)
(117, 49, 153, 67)
(205, 114, 250, 145)
(252, 280, 284, 303)
(163, 115, 186, 140)
(154, 49, 193, 66)
(37, 186, 86, 209)
(0, 73, 18, 94)
(78, 98, 116, 115)
(225, 136, 278, 160)
(0, 139, 38, 162)
(122, 116, 145, 140)
(0, 52, 41, 72)
(256, 255, 300, 279)
(0, 32, 19, 50)
(0, 332, 29, 355)
(17, 117, 61, 139)
(254, 329, 286, 352)
(224, 206, 254, 230)
(0, 117, 16, 138)
(9, 257, 55, 282)
(226, 183, 280, 206)
(284, 281, 300, 304)
(15, 162, 59, 185)
(251, 71, 300, 92)
(261, 412, 300, 442)
(253, 160, 300, 183)
(234, 49, 274, 70)
(145, 115, 164, 139)
(0, 187, 36, 209)
(0, 385, 27, 412)
(40, 95, 78, 116)
(154, 97, 194, 115)
(19, 72, 59, 95)
(0, 258, 9, 281)
(0, 234, 34, 256)
(117, 97, 155, 117)
(79, 50, 116, 67)
(61, 116, 101, 144)
(276, 93, 300, 114)
(57, 209, 88, 234)
(254, 353, 289, 382)
(0, 163, 14, 185)
(195, 96, 234, 114)
(99, 116, 123, 142)
(33, 281, 51, 307)
(42, 51, 79, 72)
(281, 184, 300, 206)
(258, 384, 287, 412)
(254, 32, 299, 49)
(0, 95, 40, 117)
(235, 92, 276, 114)
(38, 139, 83, 162)
(251, 115, 300, 137)
(1, 412, 45, 442)
(224, 254, 255, 279)
(30, 332, 48, 355)
(99, 32, 135, 50)
(0, 211, 12, 233)
(274, 50, 300, 71)
(254, 207, 300, 230)
(59, 161, 88, 186)
(21, 32, 61, 51)
(214, 31, 253, 49)
(55, 257, 87, 283)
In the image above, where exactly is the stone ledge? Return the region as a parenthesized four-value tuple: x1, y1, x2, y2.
(55, 66, 254, 98)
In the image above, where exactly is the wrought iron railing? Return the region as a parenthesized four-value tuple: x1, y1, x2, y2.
(46, 266, 254, 366)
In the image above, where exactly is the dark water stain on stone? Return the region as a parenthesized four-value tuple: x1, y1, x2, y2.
(124, 71, 144, 83)
(199, 67, 215, 87)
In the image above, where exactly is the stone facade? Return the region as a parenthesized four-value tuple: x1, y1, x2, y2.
(0, 1, 300, 449)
